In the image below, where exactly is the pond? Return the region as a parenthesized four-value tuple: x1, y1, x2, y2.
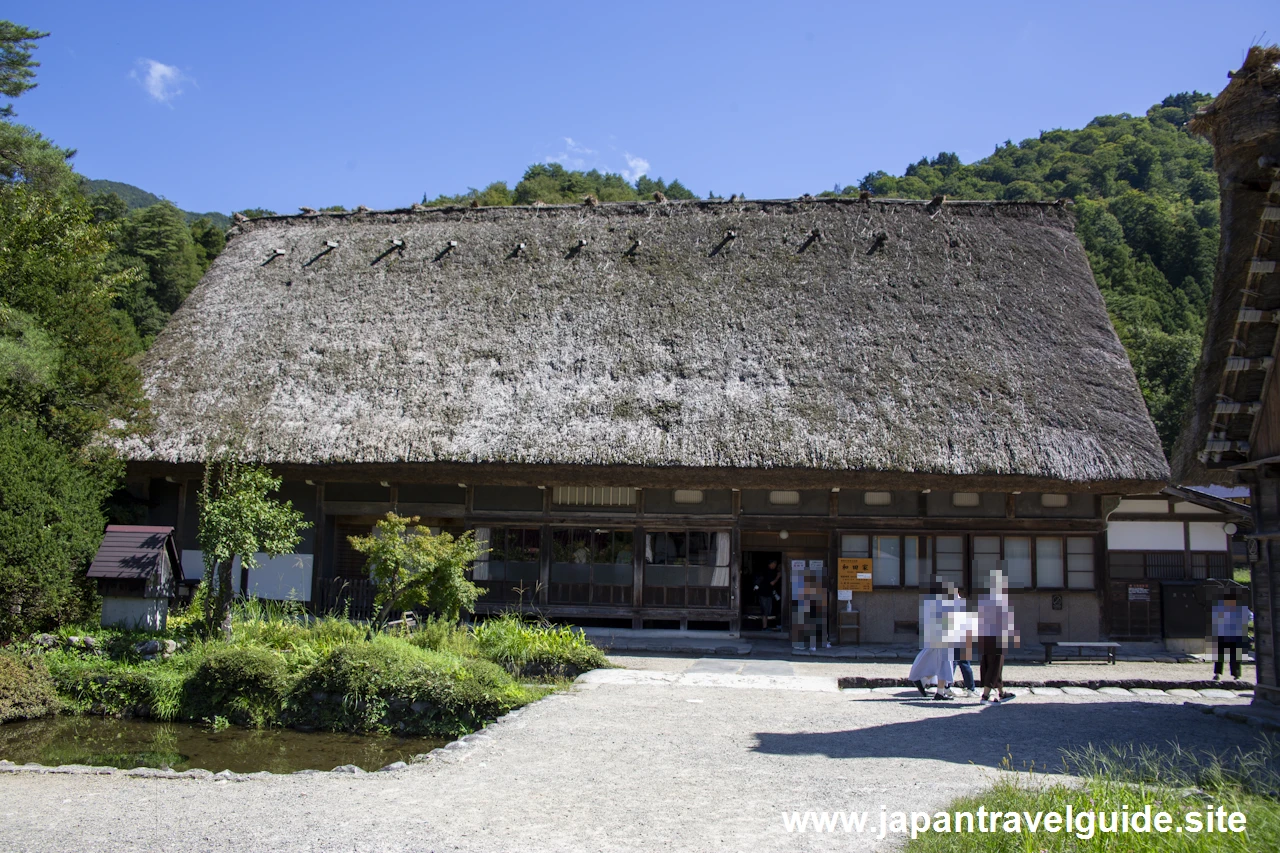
(0, 716, 448, 774)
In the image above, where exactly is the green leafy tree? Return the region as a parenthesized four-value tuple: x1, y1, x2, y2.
(0, 21, 46, 116)
(188, 216, 225, 274)
(0, 183, 145, 445)
(197, 458, 309, 639)
(424, 165, 699, 207)
(0, 23, 76, 195)
(0, 418, 111, 638)
(348, 512, 480, 625)
(233, 207, 276, 220)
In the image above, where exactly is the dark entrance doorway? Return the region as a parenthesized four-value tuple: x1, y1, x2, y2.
(741, 551, 783, 633)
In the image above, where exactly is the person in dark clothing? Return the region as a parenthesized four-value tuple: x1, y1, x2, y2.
(1212, 591, 1252, 681)
(978, 571, 1018, 704)
(754, 560, 782, 631)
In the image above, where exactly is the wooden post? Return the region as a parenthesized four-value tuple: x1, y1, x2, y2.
(632, 523, 644, 629)
(311, 482, 325, 609)
(539, 524, 551, 607)
(174, 479, 189, 550)
(729, 525, 741, 636)
(1184, 520, 1193, 581)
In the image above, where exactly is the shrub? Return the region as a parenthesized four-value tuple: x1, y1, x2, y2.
(0, 650, 60, 723)
(0, 420, 111, 639)
(182, 645, 290, 727)
(288, 638, 527, 736)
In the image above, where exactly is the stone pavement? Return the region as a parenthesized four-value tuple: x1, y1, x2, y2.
(0, 658, 1271, 853)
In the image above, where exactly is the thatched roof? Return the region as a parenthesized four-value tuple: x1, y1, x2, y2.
(1172, 46, 1280, 484)
(118, 196, 1167, 491)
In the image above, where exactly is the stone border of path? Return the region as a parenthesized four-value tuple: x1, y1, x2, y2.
(838, 676, 1254, 691)
(1192, 702, 1280, 733)
(0, 700, 537, 782)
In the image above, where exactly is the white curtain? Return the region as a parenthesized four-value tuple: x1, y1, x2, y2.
(645, 534, 653, 563)
(473, 527, 491, 581)
(711, 531, 731, 587)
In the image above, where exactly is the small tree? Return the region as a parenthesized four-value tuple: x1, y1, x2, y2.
(198, 458, 309, 640)
(348, 513, 480, 625)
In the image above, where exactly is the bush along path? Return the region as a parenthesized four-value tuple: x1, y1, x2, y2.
(0, 606, 609, 738)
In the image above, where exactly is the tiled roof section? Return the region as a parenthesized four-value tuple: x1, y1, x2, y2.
(87, 525, 178, 580)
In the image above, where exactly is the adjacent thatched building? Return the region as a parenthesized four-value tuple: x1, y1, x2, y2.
(122, 194, 1169, 641)
(1174, 46, 1280, 705)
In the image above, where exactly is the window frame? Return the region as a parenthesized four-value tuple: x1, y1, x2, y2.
(835, 531, 1100, 592)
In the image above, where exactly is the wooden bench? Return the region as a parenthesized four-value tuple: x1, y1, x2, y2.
(1043, 641, 1120, 664)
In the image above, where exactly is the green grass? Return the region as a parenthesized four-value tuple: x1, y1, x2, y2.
(459, 613, 610, 678)
(1233, 567, 1251, 585)
(905, 740, 1280, 852)
(15, 601, 606, 734)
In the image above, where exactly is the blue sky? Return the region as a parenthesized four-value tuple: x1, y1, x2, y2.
(7, 1, 1277, 214)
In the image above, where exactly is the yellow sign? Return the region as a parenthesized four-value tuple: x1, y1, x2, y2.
(838, 558, 873, 592)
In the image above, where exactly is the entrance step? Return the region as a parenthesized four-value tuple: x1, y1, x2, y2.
(581, 627, 752, 655)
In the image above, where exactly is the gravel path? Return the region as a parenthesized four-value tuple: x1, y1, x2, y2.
(0, 661, 1268, 853)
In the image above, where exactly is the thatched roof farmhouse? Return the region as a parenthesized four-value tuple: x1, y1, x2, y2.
(1174, 45, 1280, 705)
(123, 198, 1165, 490)
(125, 196, 1176, 641)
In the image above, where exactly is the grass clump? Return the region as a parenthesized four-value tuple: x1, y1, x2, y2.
(46, 649, 193, 721)
(183, 645, 288, 728)
(0, 650, 60, 723)
(905, 740, 1280, 852)
(287, 636, 531, 736)
(468, 613, 609, 678)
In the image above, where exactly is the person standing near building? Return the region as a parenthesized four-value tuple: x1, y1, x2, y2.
(909, 584, 955, 700)
(978, 570, 1018, 704)
(943, 584, 977, 696)
(753, 559, 782, 631)
(1212, 590, 1252, 681)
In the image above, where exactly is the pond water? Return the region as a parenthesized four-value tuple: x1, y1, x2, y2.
(0, 716, 448, 774)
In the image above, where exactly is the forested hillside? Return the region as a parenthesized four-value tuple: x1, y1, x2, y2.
(832, 93, 1218, 454)
(422, 163, 699, 207)
(80, 178, 230, 228)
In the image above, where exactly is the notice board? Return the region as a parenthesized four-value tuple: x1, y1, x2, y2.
(838, 558, 873, 592)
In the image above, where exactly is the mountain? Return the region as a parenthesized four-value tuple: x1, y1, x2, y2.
(80, 178, 230, 229)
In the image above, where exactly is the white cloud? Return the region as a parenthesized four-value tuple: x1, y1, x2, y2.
(622, 153, 650, 181)
(545, 137, 597, 170)
(131, 59, 190, 105)
(543, 137, 655, 183)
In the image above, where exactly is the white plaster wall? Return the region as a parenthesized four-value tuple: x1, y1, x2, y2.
(1174, 502, 1220, 515)
(179, 550, 313, 601)
(1188, 522, 1228, 551)
(101, 597, 167, 631)
(244, 554, 313, 601)
(1107, 521, 1184, 551)
(1116, 499, 1169, 513)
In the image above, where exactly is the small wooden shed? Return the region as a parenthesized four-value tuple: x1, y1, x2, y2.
(88, 525, 179, 631)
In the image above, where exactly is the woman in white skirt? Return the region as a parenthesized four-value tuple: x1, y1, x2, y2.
(909, 585, 955, 700)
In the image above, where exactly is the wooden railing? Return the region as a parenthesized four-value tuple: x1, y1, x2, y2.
(316, 578, 377, 620)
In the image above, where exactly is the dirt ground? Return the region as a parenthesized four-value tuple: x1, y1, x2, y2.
(0, 656, 1267, 852)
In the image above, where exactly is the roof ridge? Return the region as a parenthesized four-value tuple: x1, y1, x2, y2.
(234, 197, 1075, 228)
